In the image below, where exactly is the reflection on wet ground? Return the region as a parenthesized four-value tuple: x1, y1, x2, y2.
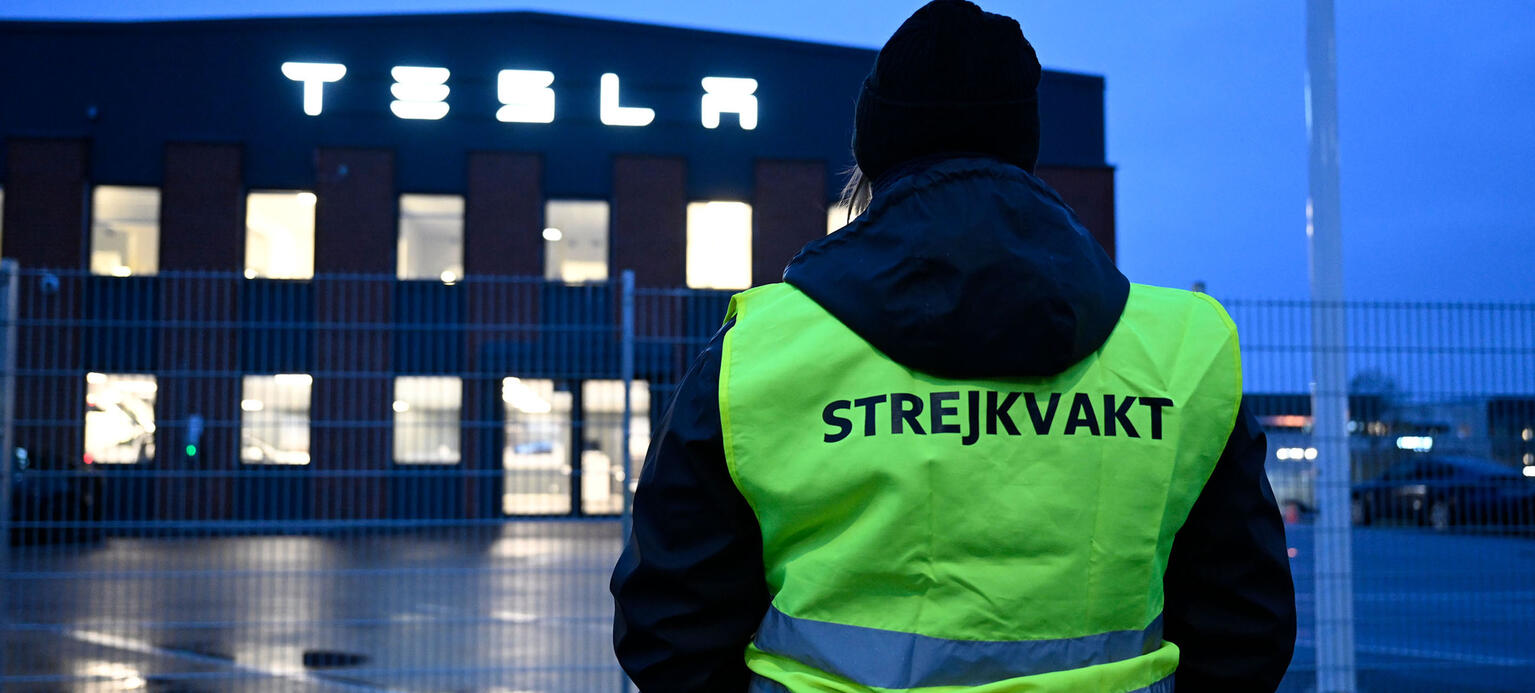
(7, 522, 1534, 691)
(3, 522, 623, 692)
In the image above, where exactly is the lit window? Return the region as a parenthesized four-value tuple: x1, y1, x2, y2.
(686, 201, 752, 289)
(84, 373, 156, 464)
(245, 191, 315, 279)
(398, 194, 464, 281)
(90, 186, 159, 276)
(580, 380, 650, 515)
(241, 374, 311, 465)
(544, 200, 609, 283)
(394, 376, 461, 464)
(503, 378, 572, 515)
(828, 201, 852, 235)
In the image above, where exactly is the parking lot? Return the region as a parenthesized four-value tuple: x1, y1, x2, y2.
(4, 522, 1534, 692)
(1280, 525, 1535, 693)
(2, 522, 625, 692)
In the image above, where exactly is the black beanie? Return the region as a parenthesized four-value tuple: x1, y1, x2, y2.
(853, 0, 1042, 182)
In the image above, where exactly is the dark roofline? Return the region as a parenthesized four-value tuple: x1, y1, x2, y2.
(0, 10, 1100, 82)
(0, 10, 879, 58)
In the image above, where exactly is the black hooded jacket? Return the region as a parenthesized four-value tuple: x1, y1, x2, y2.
(611, 157, 1297, 692)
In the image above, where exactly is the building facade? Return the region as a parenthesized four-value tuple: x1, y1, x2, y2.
(0, 12, 1115, 522)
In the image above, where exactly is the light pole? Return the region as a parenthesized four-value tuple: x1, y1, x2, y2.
(1306, 0, 1357, 690)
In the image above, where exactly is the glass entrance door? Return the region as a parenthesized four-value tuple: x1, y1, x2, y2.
(500, 378, 649, 516)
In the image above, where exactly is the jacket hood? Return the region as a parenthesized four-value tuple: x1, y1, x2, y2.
(784, 157, 1128, 379)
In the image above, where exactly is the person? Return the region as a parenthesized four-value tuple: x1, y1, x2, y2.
(610, 1, 1297, 691)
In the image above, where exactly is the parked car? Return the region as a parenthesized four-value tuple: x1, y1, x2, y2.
(8, 446, 104, 545)
(1351, 456, 1535, 531)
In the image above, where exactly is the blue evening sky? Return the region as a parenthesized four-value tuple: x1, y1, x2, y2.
(5, 1, 1532, 302)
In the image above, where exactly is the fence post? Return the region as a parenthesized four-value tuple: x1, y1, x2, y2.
(0, 259, 17, 681)
(618, 270, 636, 693)
(619, 271, 636, 542)
(1307, 0, 1357, 690)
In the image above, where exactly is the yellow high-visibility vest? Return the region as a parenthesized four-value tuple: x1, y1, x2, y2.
(720, 282, 1242, 692)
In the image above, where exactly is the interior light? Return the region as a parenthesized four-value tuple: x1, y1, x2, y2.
(244, 268, 258, 279)
(542, 227, 563, 242)
(1396, 436, 1434, 452)
(686, 201, 752, 289)
(119, 379, 158, 394)
(185, 444, 198, 457)
(393, 400, 410, 413)
(296, 192, 317, 205)
(1304, 448, 1318, 460)
(828, 203, 848, 235)
(110, 266, 132, 277)
(80, 661, 146, 690)
(240, 399, 264, 412)
(1523, 428, 1532, 442)
(1524, 466, 1535, 478)
(87, 372, 107, 384)
(440, 270, 458, 284)
(502, 378, 553, 414)
(274, 373, 313, 387)
(600, 73, 654, 127)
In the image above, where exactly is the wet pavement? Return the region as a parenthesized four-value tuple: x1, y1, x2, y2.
(3, 522, 623, 692)
(1279, 526, 1535, 693)
(4, 522, 1534, 691)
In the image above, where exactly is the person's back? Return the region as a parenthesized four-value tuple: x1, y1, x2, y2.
(612, 2, 1296, 691)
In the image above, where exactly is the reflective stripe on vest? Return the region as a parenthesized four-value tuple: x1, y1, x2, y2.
(750, 673, 1176, 693)
(722, 282, 1241, 692)
(755, 605, 1163, 689)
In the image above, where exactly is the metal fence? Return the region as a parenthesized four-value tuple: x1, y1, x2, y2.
(0, 264, 730, 692)
(1226, 298, 1535, 693)
(1, 264, 1531, 691)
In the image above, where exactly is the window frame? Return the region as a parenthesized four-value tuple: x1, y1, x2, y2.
(684, 199, 753, 290)
(396, 192, 466, 283)
(244, 189, 317, 281)
(89, 184, 162, 277)
(542, 198, 613, 284)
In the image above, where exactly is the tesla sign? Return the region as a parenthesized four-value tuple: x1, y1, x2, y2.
(281, 61, 759, 129)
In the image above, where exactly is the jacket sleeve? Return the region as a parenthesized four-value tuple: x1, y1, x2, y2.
(610, 321, 771, 692)
(1163, 402, 1298, 692)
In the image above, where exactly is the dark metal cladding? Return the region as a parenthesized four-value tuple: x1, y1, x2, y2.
(0, 12, 1108, 201)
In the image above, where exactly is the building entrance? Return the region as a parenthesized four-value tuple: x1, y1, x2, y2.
(500, 378, 648, 517)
